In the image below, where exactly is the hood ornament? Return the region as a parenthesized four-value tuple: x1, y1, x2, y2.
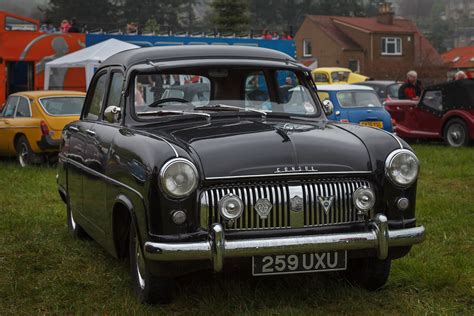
(318, 196, 335, 214)
(254, 198, 272, 219)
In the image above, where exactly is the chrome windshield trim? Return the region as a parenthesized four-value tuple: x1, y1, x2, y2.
(205, 171, 372, 180)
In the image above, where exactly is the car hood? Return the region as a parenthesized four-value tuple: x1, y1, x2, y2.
(141, 117, 402, 179)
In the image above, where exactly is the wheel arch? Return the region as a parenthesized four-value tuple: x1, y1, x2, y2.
(441, 111, 471, 137)
(112, 194, 140, 259)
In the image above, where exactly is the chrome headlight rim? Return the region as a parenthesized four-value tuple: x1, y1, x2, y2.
(385, 149, 419, 187)
(159, 158, 199, 199)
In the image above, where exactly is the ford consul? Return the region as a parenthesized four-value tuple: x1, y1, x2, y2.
(57, 46, 425, 304)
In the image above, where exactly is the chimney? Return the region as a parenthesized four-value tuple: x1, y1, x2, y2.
(377, 2, 394, 25)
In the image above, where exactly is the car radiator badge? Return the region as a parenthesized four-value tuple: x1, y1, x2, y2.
(318, 196, 335, 214)
(254, 198, 272, 219)
(290, 195, 304, 212)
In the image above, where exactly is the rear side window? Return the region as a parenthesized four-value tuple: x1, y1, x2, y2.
(314, 73, 329, 83)
(39, 97, 85, 116)
(16, 97, 31, 117)
(84, 74, 107, 120)
(2, 96, 18, 118)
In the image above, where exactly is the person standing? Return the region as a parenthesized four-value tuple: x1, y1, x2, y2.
(398, 70, 423, 100)
(68, 18, 81, 33)
(59, 19, 71, 33)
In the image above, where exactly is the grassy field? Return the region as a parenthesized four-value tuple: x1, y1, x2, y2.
(0, 144, 473, 315)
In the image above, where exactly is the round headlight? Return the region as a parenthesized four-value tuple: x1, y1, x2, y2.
(219, 193, 244, 220)
(353, 187, 375, 211)
(385, 149, 419, 187)
(160, 158, 198, 198)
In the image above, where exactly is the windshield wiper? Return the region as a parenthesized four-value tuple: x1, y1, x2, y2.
(137, 110, 211, 121)
(195, 104, 268, 117)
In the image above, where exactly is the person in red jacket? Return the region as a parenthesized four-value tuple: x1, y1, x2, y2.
(398, 70, 423, 100)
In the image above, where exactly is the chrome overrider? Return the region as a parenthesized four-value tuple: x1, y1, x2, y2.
(144, 214, 426, 272)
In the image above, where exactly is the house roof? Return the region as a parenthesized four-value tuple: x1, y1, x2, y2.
(441, 46, 474, 69)
(331, 16, 417, 33)
(307, 16, 362, 50)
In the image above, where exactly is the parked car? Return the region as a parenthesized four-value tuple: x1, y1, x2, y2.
(0, 90, 85, 166)
(57, 46, 425, 304)
(316, 84, 393, 132)
(385, 79, 474, 147)
(353, 80, 402, 104)
(312, 67, 369, 85)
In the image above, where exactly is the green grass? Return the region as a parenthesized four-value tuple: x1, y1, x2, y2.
(0, 144, 473, 315)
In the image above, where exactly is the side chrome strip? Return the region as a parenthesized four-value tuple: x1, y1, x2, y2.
(205, 171, 372, 180)
(64, 157, 145, 201)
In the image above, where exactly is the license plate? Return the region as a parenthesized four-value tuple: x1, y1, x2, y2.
(252, 251, 347, 276)
(360, 121, 383, 128)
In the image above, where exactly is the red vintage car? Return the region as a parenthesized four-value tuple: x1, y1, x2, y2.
(385, 79, 474, 147)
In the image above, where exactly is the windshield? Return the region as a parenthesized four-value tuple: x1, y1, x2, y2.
(39, 97, 85, 116)
(132, 68, 320, 118)
(336, 91, 382, 108)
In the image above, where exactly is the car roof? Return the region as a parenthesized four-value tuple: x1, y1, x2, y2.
(316, 84, 375, 91)
(355, 81, 401, 85)
(100, 45, 295, 69)
(313, 67, 352, 73)
(11, 90, 86, 98)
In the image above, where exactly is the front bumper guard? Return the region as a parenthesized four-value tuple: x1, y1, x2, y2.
(144, 214, 425, 272)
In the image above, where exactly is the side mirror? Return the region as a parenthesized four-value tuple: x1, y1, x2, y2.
(104, 105, 121, 123)
(322, 99, 334, 116)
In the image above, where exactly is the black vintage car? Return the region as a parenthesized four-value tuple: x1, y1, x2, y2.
(57, 46, 425, 304)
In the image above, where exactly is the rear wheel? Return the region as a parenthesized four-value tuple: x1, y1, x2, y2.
(444, 118, 469, 147)
(344, 257, 391, 291)
(129, 223, 174, 304)
(15, 136, 33, 167)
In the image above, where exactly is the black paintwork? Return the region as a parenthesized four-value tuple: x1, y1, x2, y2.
(57, 46, 418, 277)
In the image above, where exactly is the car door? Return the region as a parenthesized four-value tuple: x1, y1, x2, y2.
(0, 96, 19, 155)
(67, 71, 107, 236)
(83, 69, 124, 237)
(414, 90, 443, 136)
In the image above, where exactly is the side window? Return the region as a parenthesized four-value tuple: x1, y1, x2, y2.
(2, 96, 19, 118)
(84, 73, 107, 121)
(314, 73, 329, 83)
(244, 71, 270, 109)
(422, 90, 443, 111)
(106, 72, 124, 108)
(16, 97, 31, 117)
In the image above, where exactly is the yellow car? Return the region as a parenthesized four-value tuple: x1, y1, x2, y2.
(0, 90, 85, 166)
(312, 67, 369, 85)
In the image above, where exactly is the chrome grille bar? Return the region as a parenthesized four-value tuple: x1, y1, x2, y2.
(200, 178, 372, 231)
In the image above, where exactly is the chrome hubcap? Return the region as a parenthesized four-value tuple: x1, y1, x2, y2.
(136, 238, 146, 289)
(448, 124, 465, 146)
(18, 143, 29, 167)
(70, 209, 77, 230)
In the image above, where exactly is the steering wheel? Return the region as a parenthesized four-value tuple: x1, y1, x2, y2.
(148, 98, 189, 108)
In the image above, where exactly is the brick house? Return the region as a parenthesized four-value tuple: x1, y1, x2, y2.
(442, 46, 474, 79)
(295, 4, 446, 83)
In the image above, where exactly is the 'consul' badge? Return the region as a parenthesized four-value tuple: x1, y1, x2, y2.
(318, 196, 335, 214)
(254, 198, 272, 219)
(290, 195, 304, 212)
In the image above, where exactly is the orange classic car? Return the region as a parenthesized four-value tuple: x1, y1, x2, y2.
(0, 90, 85, 166)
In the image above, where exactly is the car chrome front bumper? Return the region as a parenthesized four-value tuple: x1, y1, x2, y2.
(144, 214, 425, 272)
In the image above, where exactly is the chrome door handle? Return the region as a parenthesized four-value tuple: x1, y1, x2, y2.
(68, 125, 79, 132)
(86, 129, 96, 136)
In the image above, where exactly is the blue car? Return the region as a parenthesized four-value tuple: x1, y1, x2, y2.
(316, 84, 393, 132)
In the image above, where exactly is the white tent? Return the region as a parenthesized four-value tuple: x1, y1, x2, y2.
(44, 39, 139, 90)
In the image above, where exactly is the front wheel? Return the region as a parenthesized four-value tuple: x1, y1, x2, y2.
(444, 118, 469, 147)
(129, 223, 174, 304)
(344, 257, 391, 291)
(67, 197, 88, 240)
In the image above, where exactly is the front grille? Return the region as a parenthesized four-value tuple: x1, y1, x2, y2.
(199, 178, 372, 231)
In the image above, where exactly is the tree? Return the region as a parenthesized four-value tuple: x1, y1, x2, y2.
(210, 0, 250, 33)
(43, 0, 119, 31)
